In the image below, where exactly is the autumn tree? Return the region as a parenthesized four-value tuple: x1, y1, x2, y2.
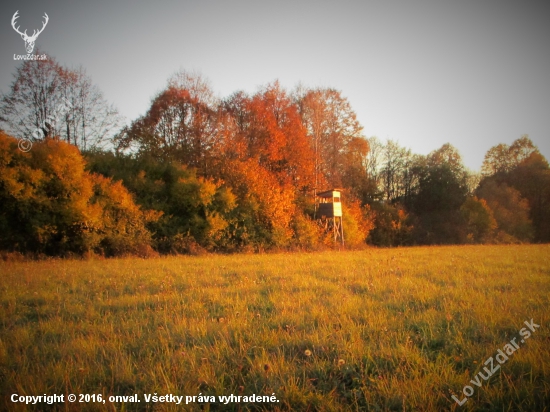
(221, 158, 297, 249)
(0, 132, 153, 256)
(340, 136, 378, 205)
(236, 82, 315, 188)
(116, 78, 219, 175)
(219, 91, 249, 161)
(116, 79, 325, 251)
(168, 70, 218, 106)
(508, 152, 550, 242)
(222, 82, 316, 249)
(341, 200, 375, 248)
(364, 137, 383, 186)
(460, 196, 497, 243)
(0, 54, 123, 150)
(0, 57, 63, 141)
(296, 87, 364, 188)
(476, 180, 533, 242)
(480, 136, 549, 242)
(380, 140, 415, 202)
(427, 143, 467, 180)
(481, 135, 538, 176)
(86, 151, 237, 253)
(62, 67, 123, 150)
(0, 132, 84, 254)
(368, 202, 413, 246)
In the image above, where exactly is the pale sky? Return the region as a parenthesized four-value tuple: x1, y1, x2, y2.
(1, 0, 549, 171)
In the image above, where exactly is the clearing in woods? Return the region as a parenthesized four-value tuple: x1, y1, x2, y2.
(1, 244, 549, 411)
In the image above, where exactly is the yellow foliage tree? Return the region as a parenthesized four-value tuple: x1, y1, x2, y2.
(0, 133, 155, 256)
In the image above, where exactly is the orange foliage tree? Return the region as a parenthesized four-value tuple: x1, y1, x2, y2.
(112, 76, 376, 251)
(0, 132, 154, 256)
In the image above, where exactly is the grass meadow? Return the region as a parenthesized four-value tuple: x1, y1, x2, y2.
(1, 245, 549, 411)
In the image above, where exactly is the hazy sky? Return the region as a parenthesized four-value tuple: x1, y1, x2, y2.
(1, 0, 549, 170)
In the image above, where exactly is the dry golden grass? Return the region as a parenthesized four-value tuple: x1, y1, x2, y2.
(1, 245, 549, 411)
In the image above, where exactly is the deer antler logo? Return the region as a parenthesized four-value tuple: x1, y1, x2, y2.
(11, 11, 49, 54)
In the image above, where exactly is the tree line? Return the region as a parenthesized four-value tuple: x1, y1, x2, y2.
(1, 55, 549, 257)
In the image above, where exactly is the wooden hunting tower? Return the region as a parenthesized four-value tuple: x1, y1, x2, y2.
(316, 189, 344, 245)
